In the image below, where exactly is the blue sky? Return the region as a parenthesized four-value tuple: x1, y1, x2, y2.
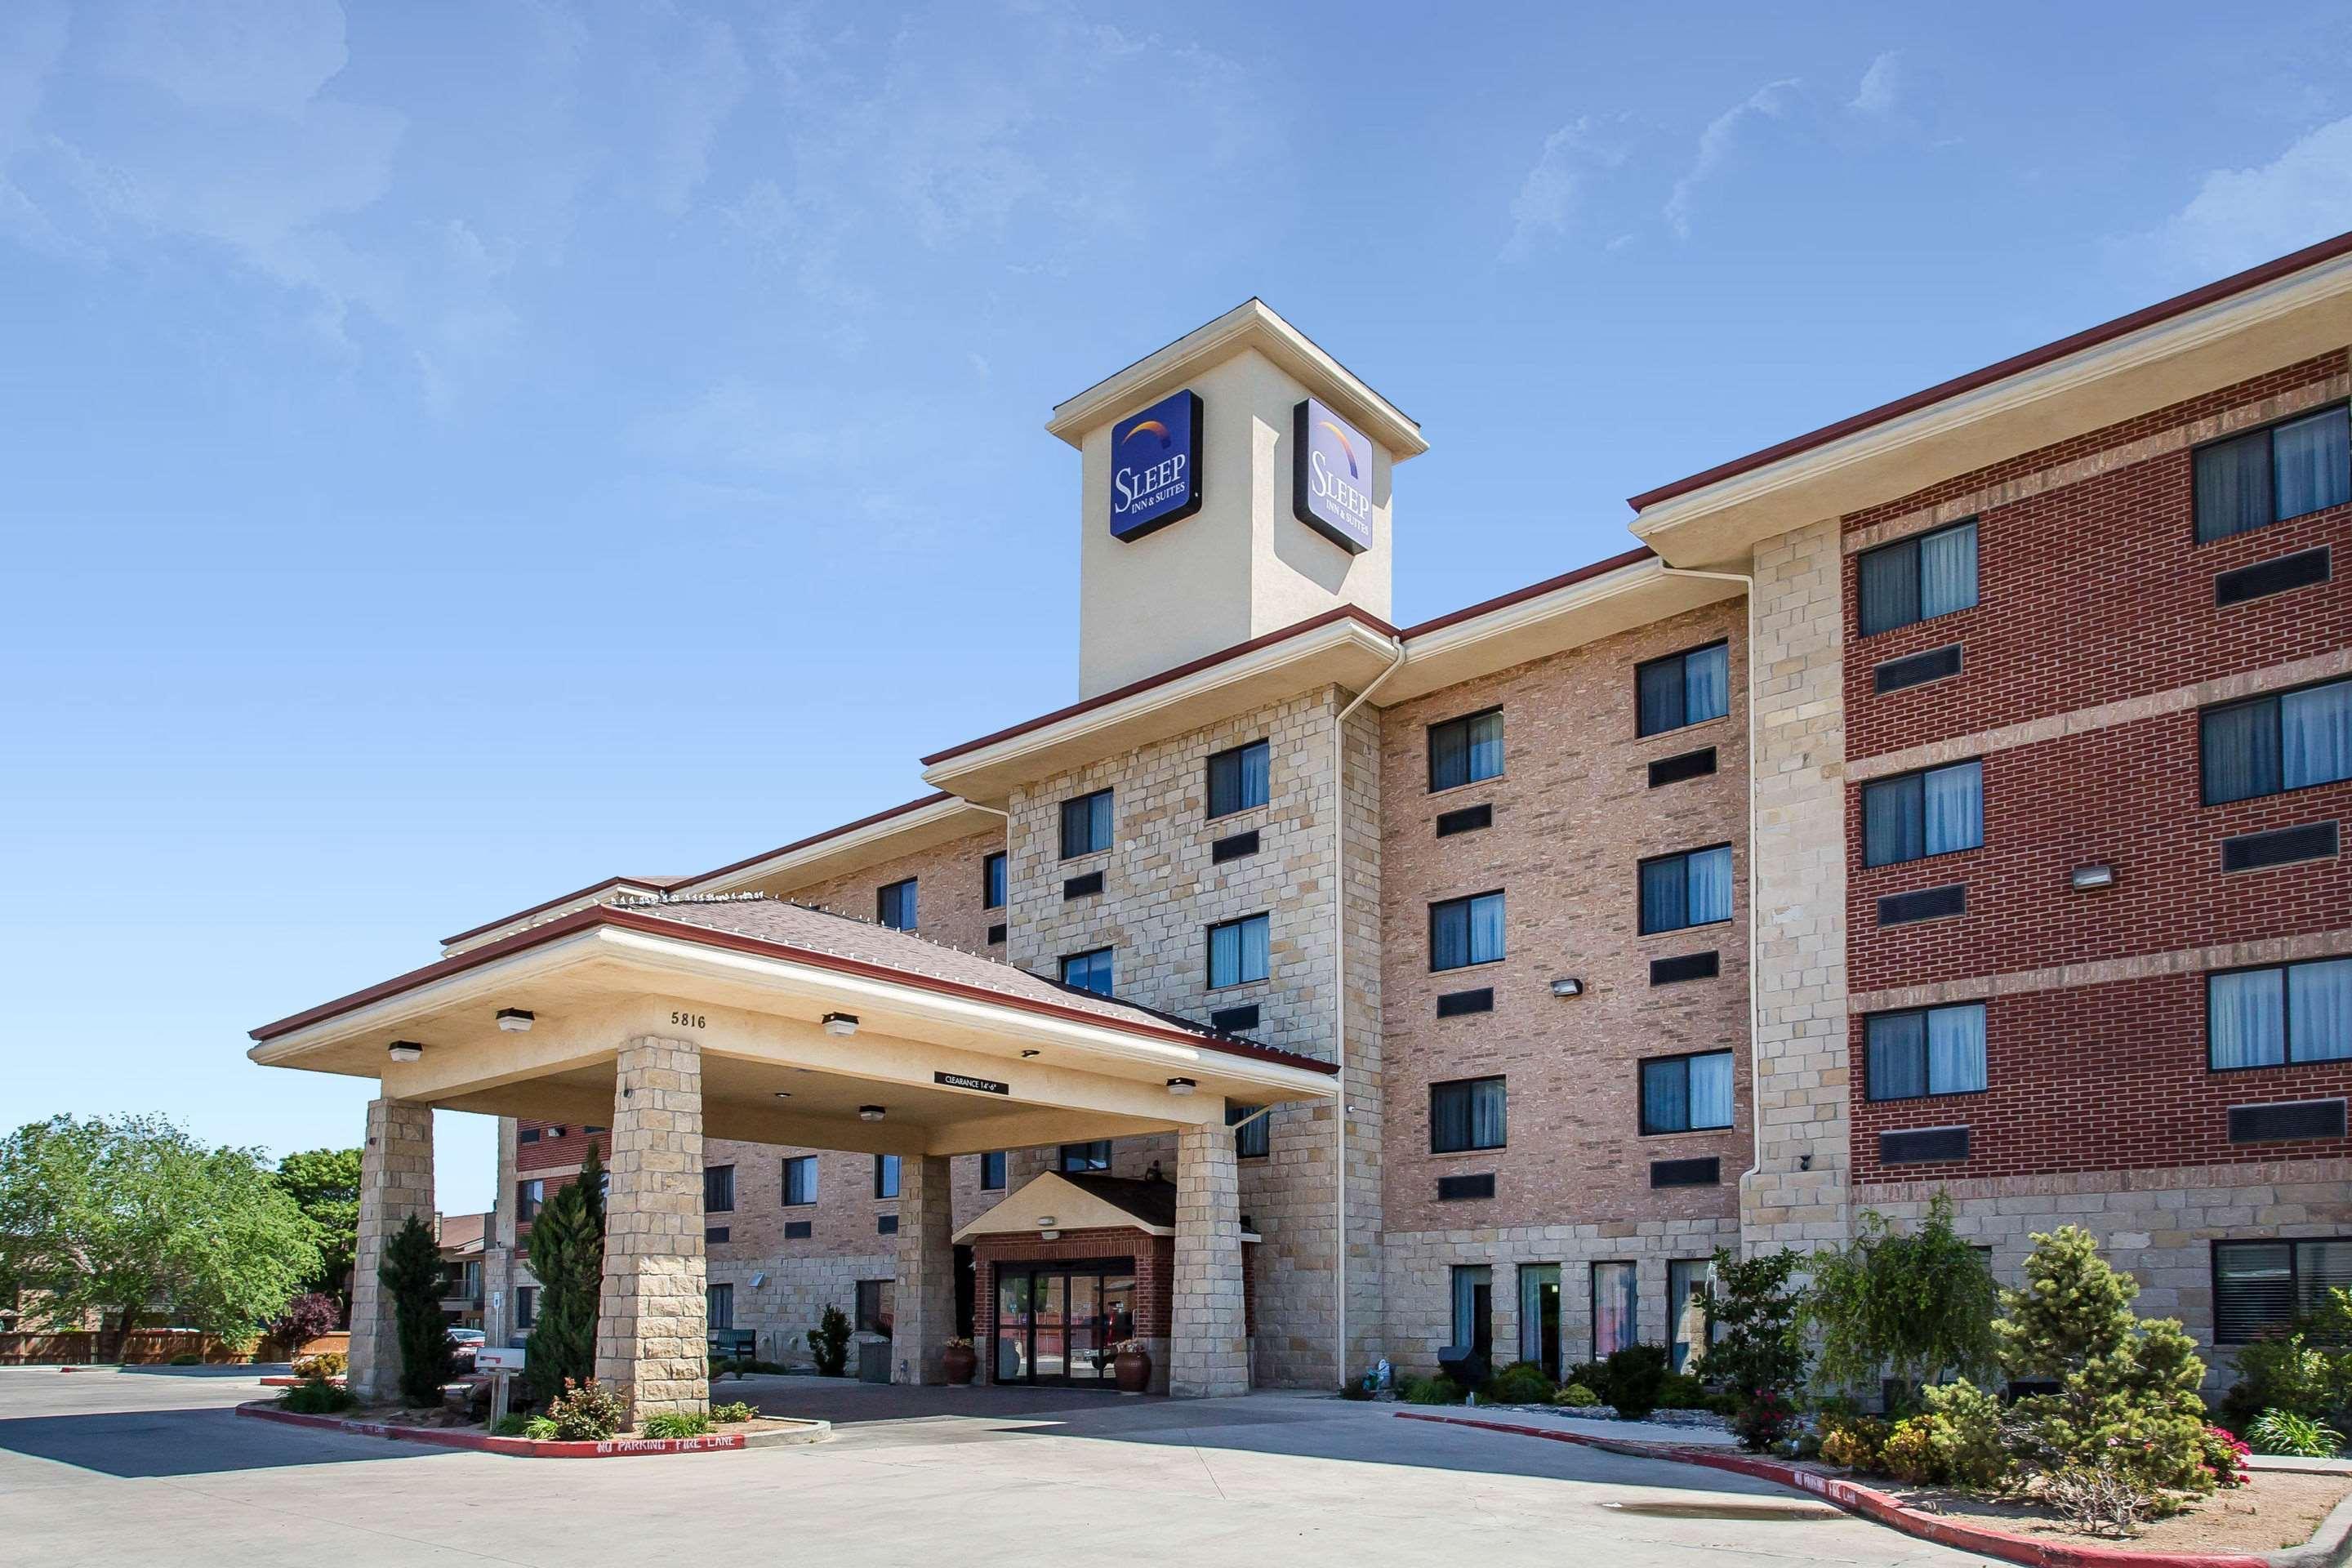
(4, 1, 2348, 1214)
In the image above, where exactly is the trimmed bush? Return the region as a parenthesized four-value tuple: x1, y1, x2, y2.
(1556, 1382, 1601, 1407)
(292, 1351, 347, 1380)
(1483, 1361, 1557, 1405)
(278, 1373, 357, 1414)
(491, 1413, 534, 1437)
(1704, 1246, 1808, 1451)
(2220, 1332, 2336, 1432)
(1818, 1414, 1889, 1471)
(643, 1410, 713, 1439)
(1919, 1379, 2011, 1489)
(1603, 1344, 1669, 1419)
(546, 1378, 625, 1441)
(1401, 1374, 1464, 1405)
(1655, 1372, 1709, 1410)
(1562, 1361, 1612, 1405)
(711, 1401, 757, 1423)
(1879, 1415, 1938, 1483)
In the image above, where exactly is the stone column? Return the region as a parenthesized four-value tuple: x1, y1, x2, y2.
(595, 1036, 708, 1422)
(892, 1154, 956, 1385)
(1169, 1118, 1249, 1397)
(347, 1097, 434, 1403)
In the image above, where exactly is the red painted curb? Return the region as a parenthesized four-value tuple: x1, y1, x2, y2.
(1396, 1412, 2276, 1568)
(235, 1400, 746, 1458)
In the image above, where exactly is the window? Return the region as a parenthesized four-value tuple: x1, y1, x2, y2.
(514, 1285, 536, 1328)
(1668, 1259, 1717, 1374)
(1429, 891, 1505, 971)
(2195, 405, 2350, 543)
(517, 1126, 541, 1144)
(855, 1279, 894, 1337)
(1866, 1003, 1989, 1100)
(1207, 913, 1271, 987)
(1636, 641, 1731, 737)
(706, 1283, 733, 1331)
(2200, 678, 2352, 804)
(877, 878, 917, 930)
(703, 1165, 735, 1213)
(1592, 1262, 1637, 1360)
(1450, 1265, 1493, 1358)
(1640, 1050, 1735, 1134)
(983, 853, 1007, 910)
(2214, 1237, 2352, 1343)
(978, 1151, 1006, 1191)
(1430, 1076, 1506, 1153)
(782, 1156, 817, 1206)
(1638, 845, 1734, 934)
(1517, 1263, 1561, 1377)
(1862, 760, 1984, 866)
(1059, 1140, 1111, 1173)
(873, 1154, 900, 1200)
(515, 1178, 544, 1224)
(2209, 956, 2352, 1069)
(1060, 947, 1114, 996)
(1228, 1102, 1270, 1159)
(1060, 788, 1113, 858)
(1207, 740, 1270, 817)
(1428, 708, 1503, 791)
(1857, 519, 1978, 635)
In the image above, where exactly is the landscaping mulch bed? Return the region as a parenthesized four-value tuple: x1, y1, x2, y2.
(1841, 1466, 2352, 1557)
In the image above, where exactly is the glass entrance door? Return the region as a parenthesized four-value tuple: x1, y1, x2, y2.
(993, 1261, 1134, 1386)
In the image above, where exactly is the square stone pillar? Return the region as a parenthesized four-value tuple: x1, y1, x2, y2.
(595, 1036, 708, 1422)
(1170, 1118, 1249, 1397)
(347, 1097, 434, 1403)
(892, 1154, 956, 1385)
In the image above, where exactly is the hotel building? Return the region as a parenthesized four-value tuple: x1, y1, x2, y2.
(250, 234, 2352, 1414)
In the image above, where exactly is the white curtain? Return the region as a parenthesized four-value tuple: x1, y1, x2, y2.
(1592, 1263, 1637, 1358)
(2282, 682, 2352, 791)
(1868, 1012, 1928, 1099)
(1685, 643, 1730, 724)
(1688, 1050, 1735, 1128)
(1919, 521, 1979, 618)
(1927, 1004, 1988, 1094)
(2274, 406, 2350, 519)
(1686, 846, 1733, 924)
(1923, 762, 1984, 855)
(1469, 893, 1507, 964)
(2210, 969, 2286, 1068)
(2288, 958, 2352, 1064)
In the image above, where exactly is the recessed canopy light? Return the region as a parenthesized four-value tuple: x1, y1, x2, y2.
(496, 1009, 533, 1032)
(1166, 1077, 1196, 1096)
(858, 1104, 885, 1122)
(773, 1090, 792, 1099)
(823, 1012, 860, 1037)
(387, 1041, 423, 1063)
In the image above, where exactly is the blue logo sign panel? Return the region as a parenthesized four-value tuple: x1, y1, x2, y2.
(1292, 398, 1374, 554)
(1109, 390, 1204, 541)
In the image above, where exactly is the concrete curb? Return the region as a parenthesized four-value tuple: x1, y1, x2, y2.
(1398, 1411, 2349, 1568)
(235, 1400, 828, 1457)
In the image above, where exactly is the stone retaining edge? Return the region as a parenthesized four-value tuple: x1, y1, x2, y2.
(1397, 1412, 2350, 1568)
(235, 1400, 826, 1457)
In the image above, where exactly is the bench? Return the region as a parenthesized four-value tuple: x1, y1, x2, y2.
(708, 1328, 757, 1365)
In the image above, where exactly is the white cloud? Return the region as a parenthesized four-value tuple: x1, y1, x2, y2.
(2154, 116, 2352, 278)
(630, 14, 749, 216)
(1500, 116, 1627, 261)
(1665, 78, 1802, 238)
(1850, 51, 1900, 115)
(91, 0, 350, 115)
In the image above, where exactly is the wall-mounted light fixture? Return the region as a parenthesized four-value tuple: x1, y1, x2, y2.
(1165, 1077, 1196, 1096)
(858, 1104, 885, 1122)
(1549, 977, 1585, 997)
(773, 1090, 792, 1099)
(2069, 864, 2117, 890)
(387, 1041, 424, 1063)
(823, 1012, 860, 1036)
(496, 1009, 534, 1032)
(1036, 1214, 1059, 1241)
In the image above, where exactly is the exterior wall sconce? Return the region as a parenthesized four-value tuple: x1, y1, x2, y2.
(387, 1041, 424, 1062)
(496, 1009, 533, 1032)
(2070, 864, 2117, 890)
(1036, 1215, 1059, 1241)
(1166, 1077, 1196, 1095)
(823, 1012, 860, 1036)
(858, 1104, 885, 1122)
(1550, 977, 1585, 997)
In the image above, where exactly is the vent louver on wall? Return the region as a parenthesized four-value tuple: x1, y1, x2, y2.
(1211, 830, 1261, 862)
(1649, 1157, 1721, 1187)
(987, 923, 1007, 945)
(1209, 1004, 1260, 1034)
(1435, 804, 1493, 837)
(704, 1226, 729, 1244)
(2220, 822, 2338, 872)
(1649, 951, 1721, 986)
(1880, 1126, 1969, 1165)
(1437, 1173, 1495, 1201)
(1436, 987, 1494, 1018)
(1062, 871, 1104, 899)
(1648, 747, 1718, 788)
(877, 1215, 899, 1235)
(1878, 884, 1967, 925)
(1874, 644, 1962, 694)
(2228, 1099, 2347, 1143)
(2215, 547, 2330, 607)
(784, 1220, 813, 1240)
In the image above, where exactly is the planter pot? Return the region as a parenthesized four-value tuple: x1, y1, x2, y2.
(942, 1343, 978, 1386)
(1113, 1348, 1152, 1395)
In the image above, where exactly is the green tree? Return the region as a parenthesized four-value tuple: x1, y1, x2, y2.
(273, 1147, 362, 1312)
(1804, 1192, 2001, 1407)
(1995, 1225, 2213, 1494)
(525, 1142, 606, 1402)
(1702, 1245, 1809, 1450)
(377, 1213, 455, 1405)
(0, 1114, 318, 1340)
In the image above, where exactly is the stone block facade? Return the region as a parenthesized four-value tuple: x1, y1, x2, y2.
(1169, 1121, 1248, 1396)
(891, 1155, 956, 1384)
(595, 1036, 709, 1419)
(348, 1097, 434, 1403)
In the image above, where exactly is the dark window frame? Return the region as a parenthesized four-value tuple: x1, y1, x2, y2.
(2198, 675, 2352, 806)
(1428, 889, 1507, 973)
(1205, 911, 1272, 989)
(782, 1155, 817, 1207)
(1855, 517, 1980, 637)
(1058, 1140, 1111, 1174)
(1429, 1075, 1507, 1155)
(1637, 843, 1735, 936)
(1860, 758, 1986, 868)
(1635, 639, 1731, 738)
(876, 878, 918, 930)
(1205, 739, 1272, 819)
(2206, 956, 2352, 1071)
(2193, 403, 2352, 545)
(515, 1178, 545, 1224)
(1059, 946, 1115, 996)
(1863, 1002, 1991, 1102)
(983, 852, 1007, 911)
(978, 1151, 1007, 1191)
(2210, 1236, 2352, 1343)
(1427, 707, 1504, 794)
(1228, 1102, 1271, 1160)
(855, 1278, 893, 1336)
(703, 1164, 735, 1214)
(873, 1154, 901, 1200)
(1059, 788, 1115, 859)
(1637, 1048, 1737, 1136)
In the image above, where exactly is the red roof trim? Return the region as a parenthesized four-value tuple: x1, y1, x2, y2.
(439, 875, 688, 948)
(250, 905, 1339, 1076)
(919, 604, 1400, 767)
(679, 792, 960, 889)
(1396, 546, 1657, 639)
(1625, 227, 2352, 513)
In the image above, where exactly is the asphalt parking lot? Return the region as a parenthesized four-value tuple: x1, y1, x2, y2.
(0, 1367, 1990, 1567)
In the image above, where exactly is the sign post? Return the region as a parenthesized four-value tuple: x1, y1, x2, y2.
(477, 1344, 526, 1428)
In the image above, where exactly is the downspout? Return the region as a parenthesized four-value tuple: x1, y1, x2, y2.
(1332, 634, 1407, 1388)
(1656, 566, 1761, 1186)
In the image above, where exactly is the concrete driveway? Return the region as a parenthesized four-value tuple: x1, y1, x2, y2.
(0, 1367, 1991, 1567)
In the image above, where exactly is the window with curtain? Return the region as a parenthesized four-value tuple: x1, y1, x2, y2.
(1207, 913, 1272, 987)
(1450, 1265, 1493, 1356)
(1059, 1140, 1111, 1173)
(1668, 1259, 1717, 1373)
(2201, 678, 2352, 804)
(856, 1278, 894, 1336)
(983, 853, 1006, 910)
(1227, 1102, 1270, 1159)
(1428, 709, 1504, 791)
(706, 1283, 733, 1331)
(978, 1151, 1006, 1190)
(1428, 890, 1506, 971)
(2195, 405, 2351, 543)
(1207, 740, 1271, 817)
(873, 1154, 900, 1199)
(1639, 1050, 1735, 1134)
(1857, 519, 1979, 635)
(1059, 788, 1114, 858)
(703, 1165, 735, 1213)
(1865, 1003, 1989, 1100)
(1639, 844, 1734, 934)
(1636, 640, 1731, 737)
(2209, 956, 2352, 1068)
(1518, 1263, 1561, 1376)
(782, 1156, 817, 1205)
(1060, 947, 1115, 996)
(876, 878, 917, 930)
(515, 1178, 544, 1223)
(1430, 1076, 1507, 1153)
(2214, 1237, 2352, 1342)
(1862, 760, 1984, 866)
(1592, 1262, 1638, 1359)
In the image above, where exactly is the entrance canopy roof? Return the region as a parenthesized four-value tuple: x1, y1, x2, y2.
(249, 896, 1336, 1157)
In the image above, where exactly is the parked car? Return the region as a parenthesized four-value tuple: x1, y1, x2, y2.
(446, 1327, 484, 1370)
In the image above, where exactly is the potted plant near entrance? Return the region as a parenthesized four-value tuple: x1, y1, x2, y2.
(1112, 1339, 1152, 1395)
(942, 1337, 978, 1386)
